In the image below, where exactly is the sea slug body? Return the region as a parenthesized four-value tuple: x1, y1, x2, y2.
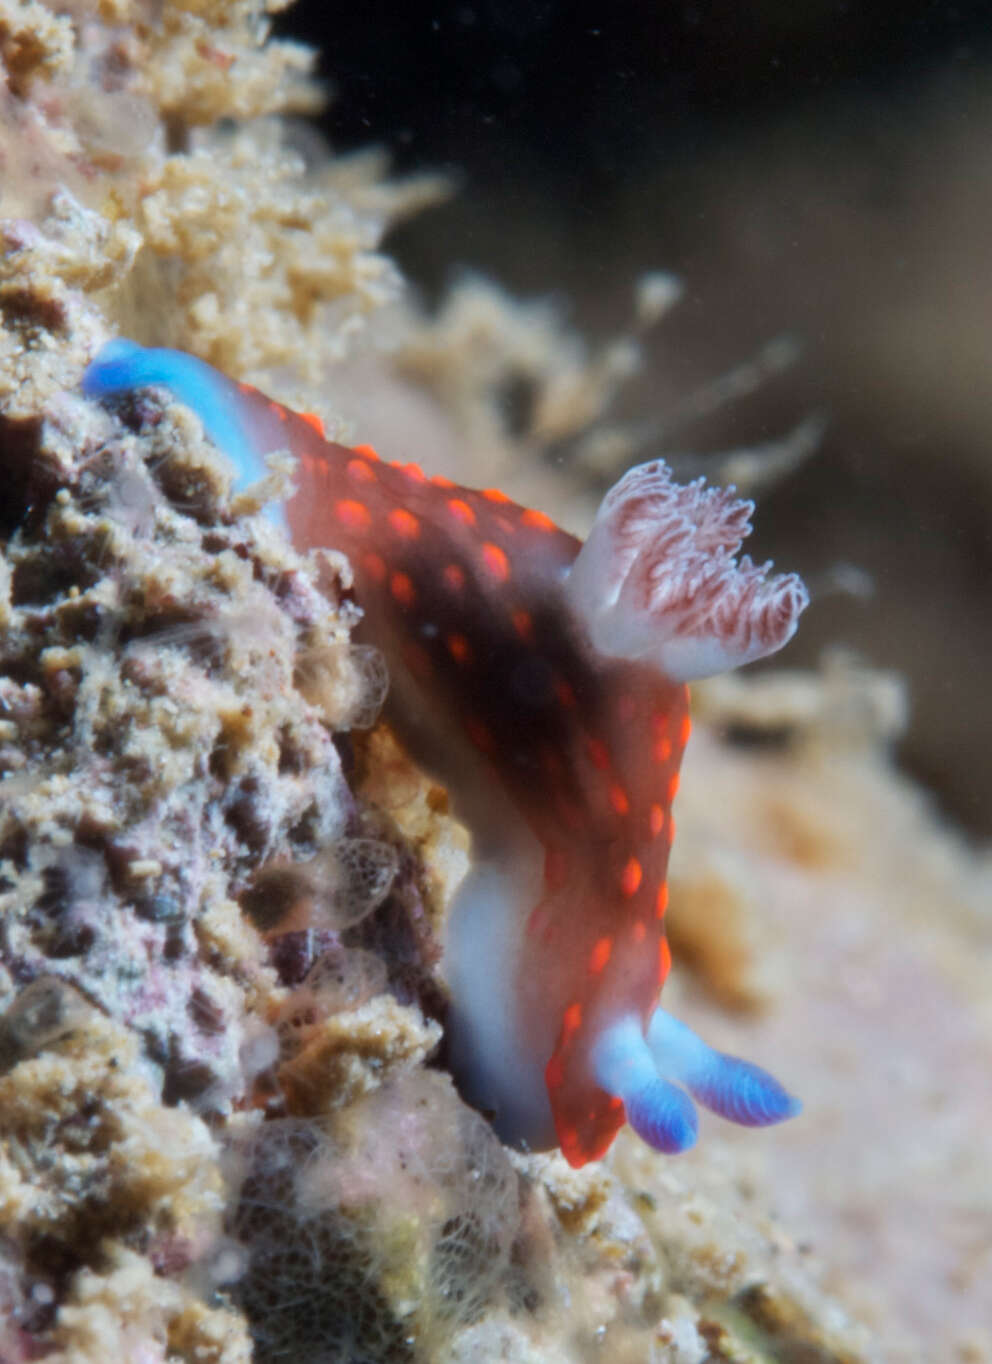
(83, 339, 806, 1167)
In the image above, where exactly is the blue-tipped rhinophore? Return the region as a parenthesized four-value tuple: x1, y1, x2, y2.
(647, 1008, 801, 1127)
(624, 1075, 699, 1153)
(592, 1016, 698, 1153)
(593, 1009, 799, 1157)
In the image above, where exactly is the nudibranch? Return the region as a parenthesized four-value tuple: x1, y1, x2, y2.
(83, 339, 807, 1167)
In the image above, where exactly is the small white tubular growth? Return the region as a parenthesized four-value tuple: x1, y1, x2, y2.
(565, 460, 808, 681)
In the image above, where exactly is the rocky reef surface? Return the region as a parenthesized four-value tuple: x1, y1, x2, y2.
(2, 3, 990, 1361)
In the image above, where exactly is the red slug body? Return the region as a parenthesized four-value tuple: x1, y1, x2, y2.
(83, 341, 807, 1165)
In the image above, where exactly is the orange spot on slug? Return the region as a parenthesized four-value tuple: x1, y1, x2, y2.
(482, 487, 511, 503)
(481, 542, 510, 580)
(588, 937, 612, 974)
(609, 783, 630, 816)
(658, 937, 672, 984)
(447, 498, 476, 526)
(389, 571, 415, 607)
(335, 499, 371, 532)
(620, 858, 642, 897)
(651, 714, 673, 763)
(444, 563, 466, 591)
(388, 508, 420, 539)
(446, 634, 472, 664)
(347, 458, 377, 483)
(300, 411, 325, 435)
(352, 443, 380, 461)
(649, 803, 665, 837)
(521, 507, 556, 532)
(656, 883, 669, 919)
(561, 1002, 582, 1042)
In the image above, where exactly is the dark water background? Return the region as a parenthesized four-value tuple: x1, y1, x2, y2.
(280, 0, 992, 838)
